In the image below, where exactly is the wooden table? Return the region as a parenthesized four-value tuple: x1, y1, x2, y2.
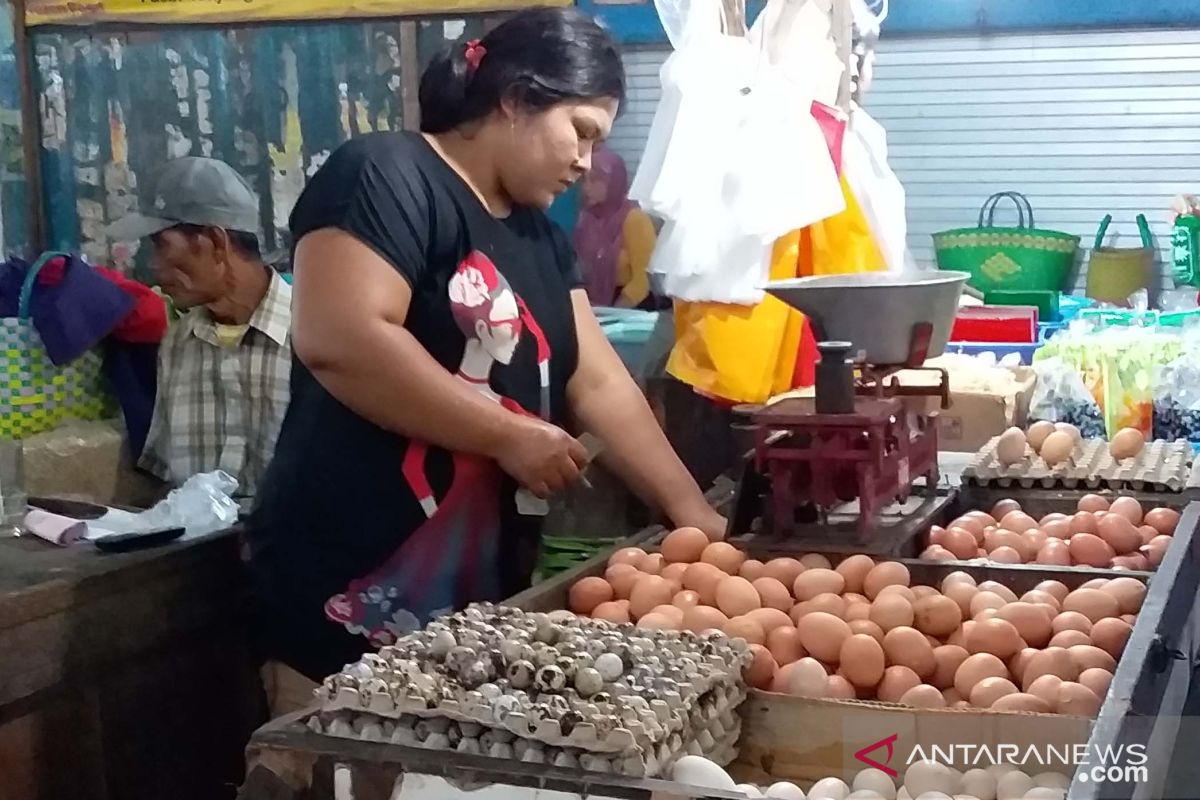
(0, 529, 263, 800)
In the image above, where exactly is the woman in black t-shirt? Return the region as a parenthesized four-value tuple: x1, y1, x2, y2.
(248, 7, 726, 691)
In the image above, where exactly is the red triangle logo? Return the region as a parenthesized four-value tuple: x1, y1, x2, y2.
(855, 734, 899, 778)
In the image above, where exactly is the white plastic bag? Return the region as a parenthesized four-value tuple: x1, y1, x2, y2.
(87, 470, 240, 541)
(844, 105, 917, 272)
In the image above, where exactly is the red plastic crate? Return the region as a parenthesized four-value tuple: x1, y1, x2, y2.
(951, 306, 1039, 343)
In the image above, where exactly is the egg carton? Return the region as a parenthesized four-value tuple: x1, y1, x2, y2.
(317, 604, 751, 756)
(306, 704, 743, 779)
(962, 438, 1200, 493)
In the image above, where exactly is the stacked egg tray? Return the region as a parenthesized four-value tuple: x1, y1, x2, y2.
(308, 603, 750, 778)
(961, 438, 1200, 493)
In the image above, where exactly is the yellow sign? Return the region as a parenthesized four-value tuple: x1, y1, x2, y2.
(26, 0, 566, 27)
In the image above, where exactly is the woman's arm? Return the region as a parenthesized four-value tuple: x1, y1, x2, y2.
(566, 290, 726, 539)
(615, 210, 656, 308)
(292, 228, 586, 497)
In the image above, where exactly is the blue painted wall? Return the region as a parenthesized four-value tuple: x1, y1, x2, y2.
(0, 0, 30, 257)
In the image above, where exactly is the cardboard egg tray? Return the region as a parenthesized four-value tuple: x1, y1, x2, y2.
(305, 704, 742, 778)
(314, 604, 751, 764)
(961, 437, 1200, 493)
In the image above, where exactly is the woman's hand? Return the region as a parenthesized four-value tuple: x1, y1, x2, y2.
(493, 416, 589, 499)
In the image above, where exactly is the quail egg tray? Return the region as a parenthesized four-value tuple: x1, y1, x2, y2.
(305, 705, 742, 778)
(961, 438, 1200, 492)
(315, 604, 751, 759)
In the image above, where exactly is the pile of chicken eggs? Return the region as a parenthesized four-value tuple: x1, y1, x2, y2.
(920, 495, 1179, 569)
(568, 530, 1141, 716)
(994, 421, 1146, 468)
(673, 755, 1072, 800)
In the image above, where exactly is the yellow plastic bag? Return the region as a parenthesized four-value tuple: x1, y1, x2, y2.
(667, 176, 885, 404)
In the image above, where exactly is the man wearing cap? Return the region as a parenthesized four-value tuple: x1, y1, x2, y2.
(108, 156, 292, 501)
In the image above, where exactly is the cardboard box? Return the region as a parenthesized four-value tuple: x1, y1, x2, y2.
(938, 366, 1037, 453)
(732, 693, 1092, 786)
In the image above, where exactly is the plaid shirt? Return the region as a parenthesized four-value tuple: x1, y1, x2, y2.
(140, 271, 292, 498)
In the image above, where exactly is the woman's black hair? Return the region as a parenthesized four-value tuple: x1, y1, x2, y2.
(419, 7, 626, 134)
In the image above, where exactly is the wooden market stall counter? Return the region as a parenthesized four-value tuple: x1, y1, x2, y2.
(0, 527, 263, 800)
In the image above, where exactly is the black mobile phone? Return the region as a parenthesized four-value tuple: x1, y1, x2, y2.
(93, 526, 186, 553)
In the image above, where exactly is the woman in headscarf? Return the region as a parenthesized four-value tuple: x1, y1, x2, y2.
(574, 146, 659, 308)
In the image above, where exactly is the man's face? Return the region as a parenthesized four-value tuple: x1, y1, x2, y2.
(149, 227, 227, 309)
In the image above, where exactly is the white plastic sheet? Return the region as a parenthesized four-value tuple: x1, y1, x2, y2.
(844, 105, 918, 272)
(86, 470, 240, 541)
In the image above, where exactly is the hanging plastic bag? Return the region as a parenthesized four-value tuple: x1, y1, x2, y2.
(844, 105, 916, 272)
(1028, 357, 1106, 438)
(799, 173, 888, 275)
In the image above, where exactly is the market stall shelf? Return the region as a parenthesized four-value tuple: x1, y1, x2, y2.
(963, 437, 1200, 494)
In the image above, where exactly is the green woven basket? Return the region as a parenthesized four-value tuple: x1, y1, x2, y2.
(933, 192, 1080, 292)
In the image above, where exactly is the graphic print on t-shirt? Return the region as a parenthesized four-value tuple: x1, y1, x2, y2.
(323, 251, 552, 645)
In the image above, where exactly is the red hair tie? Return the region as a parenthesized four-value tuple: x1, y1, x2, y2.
(464, 39, 487, 73)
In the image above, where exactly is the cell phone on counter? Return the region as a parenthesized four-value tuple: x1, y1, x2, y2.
(94, 526, 186, 553)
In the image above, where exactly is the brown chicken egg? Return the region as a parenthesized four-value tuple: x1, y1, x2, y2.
(848, 619, 886, 644)
(950, 515, 987, 542)
(942, 582, 979, 618)
(996, 426, 1029, 465)
(913, 595, 964, 637)
(943, 528, 980, 559)
(672, 590, 702, 611)
(1109, 428, 1145, 461)
(826, 675, 858, 700)
(900, 684, 946, 708)
(746, 607, 793, 635)
(1077, 494, 1111, 514)
(1063, 588, 1120, 622)
(1137, 525, 1159, 546)
(1055, 421, 1082, 442)
(1057, 682, 1102, 717)
(682, 605, 728, 633)
(569, 577, 615, 615)
(989, 546, 1024, 564)
(991, 498, 1023, 519)
(1089, 618, 1132, 659)
(723, 615, 766, 646)
(969, 591, 1008, 617)
(870, 594, 915, 632)
(701, 542, 745, 575)
(1144, 535, 1172, 567)
(883, 627, 936, 679)
(804, 592, 848, 618)
(662, 562, 689, 583)
(1109, 496, 1145, 526)
(796, 612, 852, 663)
(1101, 577, 1147, 615)
(997, 603, 1053, 648)
(661, 527, 709, 563)
(863, 561, 911, 600)
(965, 618, 1025, 660)
(830, 554, 874, 594)
(992, 693, 1051, 713)
(1039, 518, 1071, 540)
(1069, 511, 1100, 536)
(977, 581, 1018, 602)
(984, 529, 1029, 558)
(1050, 630, 1092, 649)
(793, 569, 846, 601)
(751, 577, 793, 612)
(1021, 589, 1061, 611)
(1069, 645, 1116, 673)
(1144, 507, 1181, 536)
(800, 553, 833, 570)
(592, 600, 631, 624)
(648, 604, 685, 626)
(766, 626, 806, 665)
(931, 645, 969, 690)
(1078, 668, 1113, 700)
(877, 584, 917, 603)
(1008, 647, 1038, 685)
(970, 676, 1018, 708)
(844, 602, 871, 623)
(1025, 420, 1056, 452)
(1040, 431, 1076, 466)
(953, 653, 1008, 698)
(761, 557, 805, 588)
(1021, 647, 1078, 689)
(682, 562, 726, 605)
(942, 687, 966, 706)
(606, 564, 643, 600)
(637, 612, 678, 631)
(1027, 674, 1064, 706)
(738, 559, 765, 582)
(1034, 580, 1070, 602)
(1053, 611, 1093, 635)
(1069, 533, 1116, 568)
(1000, 511, 1039, 534)
(840, 633, 886, 689)
(921, 546, 956, 561)
(1097, 513, 1142, 555)
(715, 576, 762, 618)
(744, 644, 777, 689)
(609, 547, 647, 567)
(630, 576, 675, 619)
(877, 665, 922, 703)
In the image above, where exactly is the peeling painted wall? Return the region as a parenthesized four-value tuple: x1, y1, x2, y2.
(0, 0, 30, 256)
(30, 15, 496, 278)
